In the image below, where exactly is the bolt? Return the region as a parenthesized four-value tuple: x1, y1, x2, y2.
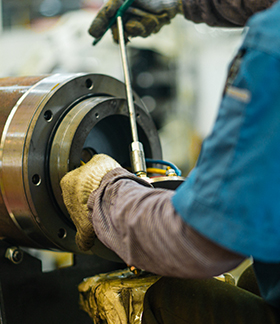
(166, 169, 177, 177)
(5, 247, 24, 264)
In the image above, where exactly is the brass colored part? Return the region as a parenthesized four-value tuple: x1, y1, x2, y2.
(215, 273, 236, 286)
(147, 167, 167, 175)
(129, 265, 142, 276)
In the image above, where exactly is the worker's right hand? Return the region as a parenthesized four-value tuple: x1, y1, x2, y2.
(89, 0, 184, 43)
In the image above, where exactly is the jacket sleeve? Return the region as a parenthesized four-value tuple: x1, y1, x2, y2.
(87, 168, 244, 278)
(182, 0, 276, 27)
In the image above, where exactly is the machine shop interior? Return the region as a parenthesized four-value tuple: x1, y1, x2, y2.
(0, 1, 252, 323)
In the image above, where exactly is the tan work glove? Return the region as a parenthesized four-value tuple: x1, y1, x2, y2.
(89, 0, 184, 43)
(60, 154, 121, 251)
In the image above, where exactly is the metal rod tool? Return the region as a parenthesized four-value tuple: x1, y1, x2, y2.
(116, 15, 147, 177)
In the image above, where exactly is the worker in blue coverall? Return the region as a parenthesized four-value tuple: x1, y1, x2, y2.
(60, 0, 280, 322)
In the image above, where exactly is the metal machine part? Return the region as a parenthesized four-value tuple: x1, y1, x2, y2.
(149, 176, 185, 190)
(0, 73, 162, 259)
(117, 14, 147, 177)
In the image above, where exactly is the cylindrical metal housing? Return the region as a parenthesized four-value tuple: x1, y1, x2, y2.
(0, 73, 162, 258)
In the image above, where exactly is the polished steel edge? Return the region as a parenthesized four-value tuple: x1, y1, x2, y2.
(0, 74, 81, 247)
(0, 81, 41, 236)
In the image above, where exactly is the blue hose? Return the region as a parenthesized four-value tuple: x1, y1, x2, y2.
(145, 158, 182, 176)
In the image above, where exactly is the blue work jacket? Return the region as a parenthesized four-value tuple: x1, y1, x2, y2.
(173, 0, 280, 308)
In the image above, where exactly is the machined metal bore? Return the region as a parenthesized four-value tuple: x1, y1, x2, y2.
(0, 73, 162, 258)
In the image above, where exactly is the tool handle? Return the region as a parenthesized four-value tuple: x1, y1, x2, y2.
(93, 0, 136, 45)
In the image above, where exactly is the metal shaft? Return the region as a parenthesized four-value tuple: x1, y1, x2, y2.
(117, 16, 147, 176)
(117, 16, 138, 142)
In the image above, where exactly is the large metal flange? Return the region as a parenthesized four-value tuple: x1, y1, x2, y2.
(0, 73, 162, 258)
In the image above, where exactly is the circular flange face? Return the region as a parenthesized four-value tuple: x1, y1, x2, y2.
(49, 96, 158, 219)
(1, 73, 162, 256)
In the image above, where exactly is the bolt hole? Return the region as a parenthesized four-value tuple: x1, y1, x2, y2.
(81, 147, 97, 163)
(44, 110, 53, 122)
(95, 113, 99, 119)
(85, 78, 94, 90)
(32, 174, 41, 186)
(58, 228, 67, 239)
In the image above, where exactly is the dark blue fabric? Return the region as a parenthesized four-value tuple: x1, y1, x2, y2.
(253, 261, 280, 308)
(172, 0, 280, 307)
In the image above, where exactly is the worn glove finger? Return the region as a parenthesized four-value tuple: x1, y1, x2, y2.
(111, 8, 171, 42)
(61, 169, 96, 251)
(60, 154, 121, 251)
(125, 9, 170, 38)
(111, 24, 129, 43)
(88, 0, 123, 39)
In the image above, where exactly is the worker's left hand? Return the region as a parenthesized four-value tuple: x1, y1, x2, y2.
(60, 154, 121, 251)
(89, 0, 184, 43)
